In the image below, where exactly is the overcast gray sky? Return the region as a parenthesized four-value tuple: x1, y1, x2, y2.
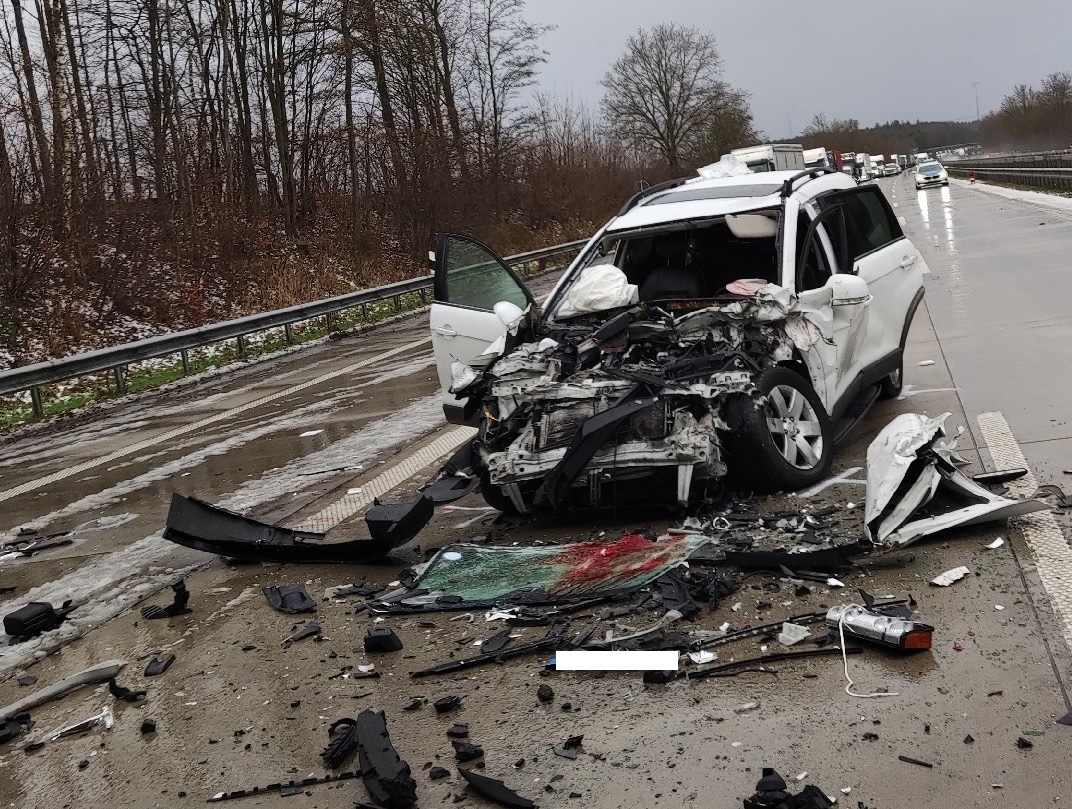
(523, 0, 1072, 137)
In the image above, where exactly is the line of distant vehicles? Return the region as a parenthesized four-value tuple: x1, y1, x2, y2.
(727, 143, 941, 181)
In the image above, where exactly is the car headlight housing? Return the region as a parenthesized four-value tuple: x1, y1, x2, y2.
(939, 170, 948, 180)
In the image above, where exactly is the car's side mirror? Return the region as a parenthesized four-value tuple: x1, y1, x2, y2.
(829, 273, 871, 306)
(493, 300, 526, 329)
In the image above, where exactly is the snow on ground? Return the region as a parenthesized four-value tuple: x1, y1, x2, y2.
(953, 178, 1072, 215)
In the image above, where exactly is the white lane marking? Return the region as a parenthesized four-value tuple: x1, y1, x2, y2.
(917, 254, 932, 275)
(290, 425, 475, 532)
(977, 411, 1072, 649)
(897, 384, 959, 399)
(797, 467, 865, 497)
(0, 336, 431, 504)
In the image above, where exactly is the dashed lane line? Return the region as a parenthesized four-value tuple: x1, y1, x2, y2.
(0, 336, 432, 504)
(977, 410, 1072, 649)
(290, 425, 475, 533)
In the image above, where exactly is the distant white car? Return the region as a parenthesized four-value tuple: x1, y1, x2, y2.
(884, 163, 900, 176)
(430, 165, 924, 512)
(915, 161, 949, 189)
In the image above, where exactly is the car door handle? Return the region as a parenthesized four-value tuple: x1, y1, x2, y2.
(899, 256, 917, 269)
(433, 325, 457, 338)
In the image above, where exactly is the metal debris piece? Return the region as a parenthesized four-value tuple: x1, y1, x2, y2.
(140, 580, 193, 619)
(45, 704, 114, 742)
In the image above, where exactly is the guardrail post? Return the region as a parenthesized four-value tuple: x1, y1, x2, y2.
(361, 302, 368, 320)
(114, 365, 127, 394)
(284, 324, 293, 345)
(538, 257, 547, 275)
(392, 294, 401, 312)
(180, 349, 190, 375)
(418, 288, 428, 305)
(326, 311, 335, 332)
(237, 335, 246, 357)
(30, 386, 44, 418)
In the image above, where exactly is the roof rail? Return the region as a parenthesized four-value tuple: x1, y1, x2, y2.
(616, 175, 695, 216)
(780, 166, 838, 199)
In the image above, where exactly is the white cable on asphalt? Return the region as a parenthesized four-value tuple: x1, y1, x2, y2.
(838, 612, 900, 699)
(0, 336, 431, 504)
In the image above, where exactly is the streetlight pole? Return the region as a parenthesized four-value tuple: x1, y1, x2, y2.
(972, 81, 980, 121)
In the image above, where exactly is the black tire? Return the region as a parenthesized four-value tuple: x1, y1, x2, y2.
(723, 367, 833, 493)
(479, 477, 520, 516)
(878, 359, 904, 400)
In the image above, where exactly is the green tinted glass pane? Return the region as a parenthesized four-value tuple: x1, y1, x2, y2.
(445, 237, 528, 311)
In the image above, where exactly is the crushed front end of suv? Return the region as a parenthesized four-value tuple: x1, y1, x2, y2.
(430, 158, 925, 514)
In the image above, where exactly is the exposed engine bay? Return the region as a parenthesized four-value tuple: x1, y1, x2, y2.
(451, 281, 832, 515)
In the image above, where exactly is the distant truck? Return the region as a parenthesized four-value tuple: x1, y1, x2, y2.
(730, 143, 805, 172)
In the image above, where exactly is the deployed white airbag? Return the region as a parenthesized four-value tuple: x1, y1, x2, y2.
(556, 264, 639, 318)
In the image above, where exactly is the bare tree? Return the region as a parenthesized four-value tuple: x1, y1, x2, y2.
(600, 23, 751, 169)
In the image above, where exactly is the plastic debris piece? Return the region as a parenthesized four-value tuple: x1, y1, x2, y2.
(643, 670, 676, 684)
(734, 702, 760, 714)
(458, 768, 536, 808)
(45, 704, 114, 742)
(537, 684, 554, 703)
(931, 566, 970, 587)
(447, 723, 469, 739)
(898, 755, 933, 768)
(434, 696, 461, 714)
(1016, 736, 1034, 749)
(795, 772, 808, 781)
(365, 494, 435, 548)
(15, 676, 37, 687)
(731, 602, 743, 612)
(206, 772, 361, 802)
(354, 710, 417, 808)
(321, 718, 359, 769)
(984, 538, 1005, 549)
(0, 660, 125, 722)
(108, 679, 146, 703)
(263, 585, 316, 614)
(3, 600, 75, 639)
(140, 580, 193, 619)
(826, 578, 845, 588)
(777, 622, 812, 646)
(402, 699, 423, 711)
(995, 605, 1005, 611)
(688, 650, 715, 665)
(964, 734, 974, 744)
(918, 360, 935, 366)
(452, 740, 484, 762)
(743, 768, 834, 809)
(364, 627, 404, 652)
(429, 766, 450, 780)
(480, 629, 513, 654)
(144, 654, 176, 677)
(282, 621, 322, 645)
(141, 718, 157, 734)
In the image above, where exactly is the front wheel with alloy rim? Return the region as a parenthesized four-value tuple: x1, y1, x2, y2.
(723, 367, 834, 493)
(878, 360, 903, 400)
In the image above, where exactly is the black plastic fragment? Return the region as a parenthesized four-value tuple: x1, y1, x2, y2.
(354, 710, 417, 808)
(141, 580, 193, 619)
(973, 468, 1028, 486)
(15, 676, 37, 687)
(728, 544, 863, 572)
(421, 475, 480, 504)
(0, 712, 32, 745)
(365, 494, 435, 547)
(458, 768, 535, 808)
(537, 684, 554, 703)
(163, 494, 409, 565)
(435, 695, 461, 714)
(141, 718, 157, 734)
(283, 621, 322, 645)
(963, 734, 974, 744)
(144, 653, 176, 677)
(743, 767, 834, 808)
(446, 723, 469, 739)
(1016, 736, 1034, 749)
(3, 600, 75, 639)
(643, 670, 676, 684)
(403, 698, 423, 711)
(321, 717, 359, 769)
(206, 772, 360, 803)
(480, 629, 513, 654)
(429, 766, 450, 780)
(263, 585, 316, 614)
(1058, 711, 1072, 726)
(365, 627, 404, 652)
(898, 754, 934, 768)
(452, 740, 484, 762)
(108, 678, 147, 702)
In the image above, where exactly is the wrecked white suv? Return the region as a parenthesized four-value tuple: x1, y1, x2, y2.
(429, 163, 924, 514)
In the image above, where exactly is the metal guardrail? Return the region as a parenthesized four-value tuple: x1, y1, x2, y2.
(946, 150, 1072, 193)
(0, 238, 589, 417)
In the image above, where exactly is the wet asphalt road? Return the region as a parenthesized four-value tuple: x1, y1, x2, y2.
(1, 180, 1072, 807)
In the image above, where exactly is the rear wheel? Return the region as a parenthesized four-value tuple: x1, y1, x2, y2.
(724, 367, 833, 493)
(479, 477, 520, 515)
